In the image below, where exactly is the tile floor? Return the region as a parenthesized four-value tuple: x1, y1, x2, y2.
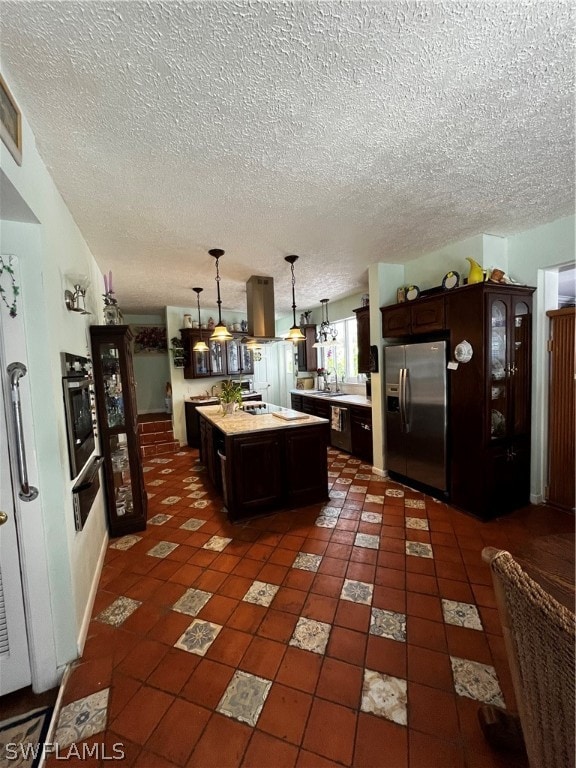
(49, 447, 573, 767)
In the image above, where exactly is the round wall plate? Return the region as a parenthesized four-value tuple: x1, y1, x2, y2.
(454, 340, 473, 363)
(405, 285, 420, 301)
(442, 271, 460, 290)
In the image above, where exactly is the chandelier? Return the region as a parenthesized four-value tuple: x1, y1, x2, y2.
(313, 298, 338, 348)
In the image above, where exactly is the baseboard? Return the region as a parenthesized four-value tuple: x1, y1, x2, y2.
(530, 492, 544, 505)
(371, 467, 388, 478)
(76, 531, 109, 656)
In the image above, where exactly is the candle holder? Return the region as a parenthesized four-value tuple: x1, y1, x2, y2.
(102, 291, 121, 325)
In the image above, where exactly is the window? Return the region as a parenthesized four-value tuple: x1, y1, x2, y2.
(318, 317, 365, 383)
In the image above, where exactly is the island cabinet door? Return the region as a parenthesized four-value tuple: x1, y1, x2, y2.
(229, 433, 283, 519)
(284, 425, 329, 506)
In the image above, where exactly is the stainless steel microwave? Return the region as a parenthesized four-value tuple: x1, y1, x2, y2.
(231, 379, 253, 393)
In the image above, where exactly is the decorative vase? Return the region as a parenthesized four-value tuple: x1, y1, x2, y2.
(466, 258, 484, 284)
(221, 402, 235, 415)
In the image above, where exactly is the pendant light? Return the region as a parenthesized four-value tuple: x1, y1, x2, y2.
(313, 298, 339, 348)
(192, 287, 209, 352)
(209, 248, 233, 341)
(284, 255, 306, 342)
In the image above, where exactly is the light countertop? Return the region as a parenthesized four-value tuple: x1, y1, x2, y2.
(196, 404, 329, 436)
(290, 390, 372, 408)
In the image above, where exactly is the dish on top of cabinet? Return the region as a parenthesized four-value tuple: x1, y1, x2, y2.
(405, 285, 420, 301)
(442, 271, 460, 290)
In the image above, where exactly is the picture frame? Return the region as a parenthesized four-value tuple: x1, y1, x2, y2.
(0, 75, 22, 165)
(396, 287, 406, 303)
(132, 324, 168, 354)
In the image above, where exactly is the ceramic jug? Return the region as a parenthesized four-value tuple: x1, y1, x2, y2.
(466, 257, 484, 284)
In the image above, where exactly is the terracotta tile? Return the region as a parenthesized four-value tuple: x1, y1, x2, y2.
(121, 603, 166, 635)
(239, 636, 286, 679)
(276, 646, 323, 694)
(227, 602, 267, 633)
(301, 592, 338, 624)
(333, 601, 371, 632)
(111, 685, 174, 745)
(272, 586, 308, 614)
(231, 554, 270, 579)
(375, 566, 406, 589)
(180, 658, 235, 709)
(168, 563, 203, 586)
(365, 635, 407, 678)
(241, 731, 299, 768)
(326, 626, 367, 667)
(434, 559, 469, 582)
(211, 552, 242, 573)
(194, 568, 229, 593)
(148, 558, 184, 581)
(377, 551, 406, 571)
(218, 575, 254, 599)
(466, 563, 493, 586)
(198, 594, 238, 624)
(257, 609, 299, 642)
(116, 637, 169, 681)
(283, 569, 316, 591)
(301, 537, 329, 555)
(405, 572, 439, 596)
(107, 672, 141, 722)
(268, 547, 299, 567)
(432, 544, 464, 564)
(405, 555, 436, 576)
(310, 574, 345, 599)
(145, 698, 211, 764)
(257, 562, 290, 584)
(102, 732, 140, 768)
(471, 583, 497, 609)
(316, 657, 363, 709)
(324, 542, 353, 560)
(146, 646, 200, 694)
(258, 683, 313, 744)
(295, 750, 343, 767)
(456, 695, 510, 768)
(407, 645, 454, 691)
(372, 585, 406, 613)
(280, 534, 306, 551)
(354, 712, 408, 768)
(206, 626, 252, 667)
(406, 616, 447, 653)
(246, 542, 275, 562)
(147, 581, 187, 608)
(62, 656, 113, 704)
(188, 713, 252, 767)
(408, 729, 466, 767)
(406, 592, 443, 622)
(380, 536, 406, 555)
(123, 575, 165, 601)
(317, 556, 348, 577)
(478, 605, 503, 636)
(408, 682, 460, 741)
(437, 577, 475, 603)
(147, 610, 194, 646)
(302, 699, 357, 765)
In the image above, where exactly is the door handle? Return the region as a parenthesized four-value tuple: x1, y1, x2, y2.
(401, 368, 410, 432)
(0, 511, 8, 526)
(7, 362, 39, 501)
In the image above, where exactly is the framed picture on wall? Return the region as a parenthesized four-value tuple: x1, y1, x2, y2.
(0, 75, 22, 165)
(132, 325, 168, 354)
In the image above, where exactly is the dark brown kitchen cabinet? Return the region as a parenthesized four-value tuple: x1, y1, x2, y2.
(445, 283, 535, 519)
(90, 325, 147, 536)
(230, 433, 283, 514)
(284, 426, 330, 506)
(381, 295, 445, 338)
(297, 324, 318, 372)
(290, 394, 303, 412)
(181, 329, 254, 379)
(350, 406, 373, 463)
(186, 394, 262, 447)
(354, 306, 371, 373)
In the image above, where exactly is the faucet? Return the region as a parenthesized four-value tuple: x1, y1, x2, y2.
(210, 384, 218, 397)
(334, 373, 341, 393)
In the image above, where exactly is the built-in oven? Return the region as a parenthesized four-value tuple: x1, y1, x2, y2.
(62, 353, 96, 478)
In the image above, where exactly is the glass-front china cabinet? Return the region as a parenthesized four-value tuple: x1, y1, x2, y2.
(90, 325, 147, 535)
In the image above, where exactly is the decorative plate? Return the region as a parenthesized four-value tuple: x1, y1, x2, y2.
(442, 271, 460, 290)
(405, 285, 420, 301)
(454, 340, 473, 363)
(491, 409, 506, 437)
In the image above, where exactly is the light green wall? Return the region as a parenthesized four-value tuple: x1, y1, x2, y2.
(123, 313, 170, 413)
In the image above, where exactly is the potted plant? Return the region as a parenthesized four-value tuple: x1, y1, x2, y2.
(219, 379, 243, 414)
(170, 336, 185, 368)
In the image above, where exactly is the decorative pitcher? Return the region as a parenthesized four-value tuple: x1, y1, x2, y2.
(466, 257, 484, 284)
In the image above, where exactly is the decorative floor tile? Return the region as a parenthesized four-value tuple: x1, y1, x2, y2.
(330, 490, 347, 499)
(174, 451, 188, 456)
(328, 471, 340, 478)
(315, 515, 339, 528)
(450, 657, 505, 707)
(175, 619, 222, 656)
(148, 513, 172, 525)
(183, 477, 202, 484)
(147, 493, 156, 500)
(361, 670, 407, 726)
(359, 464, 373, 470)
(322, 506, 341, 517)
(341, 579, 374, 605)
(442, 600, 483, 631)
(187, 490, 207, 498)
(405, 541, 433, 559)
(96, 597, 141, 627)
(405, 498, 426, 509)
(142, 466, 152, 473)
(405, 516, 429, 530)
(216, 671, 272, 726)
(365, 494, 384, 504)
(109, 535, 141, 550)
(173, 588, 213, 616)
(348, 458, 361, 465)
(160, 468, 174, 474)
(148, 479, 166, 486)
(160, 495, 181, 505)
(192, 499, 210, 508)
(150, 458, 173, 464)
(147, 541, 179, 558)
(180, 517, 206, 531)
(349, 485, 367, 493)
(203, 535, 232, 552)
(361, 511, 382, 524)
(342, 468, 357, 474)
(335, 477, 353, 485)
(385, 489, 405, 498)
(370, 608, 406, 641)
(293, 552, 323, 572)
(354, 533, 380, 550)
(331, 462, 346, 468)
(356, 473, 373, 480)
(243, 581, 280, 607)
(55, 688, 109, 748)
(289, 617, 331, 655)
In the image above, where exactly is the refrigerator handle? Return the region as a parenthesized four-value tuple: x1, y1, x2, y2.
(401, 367, 410, 433)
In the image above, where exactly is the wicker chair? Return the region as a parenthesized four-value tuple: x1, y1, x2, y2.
(481, 547, 575, 768)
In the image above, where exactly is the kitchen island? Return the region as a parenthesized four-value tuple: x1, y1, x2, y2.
(197, 404, 330, 522)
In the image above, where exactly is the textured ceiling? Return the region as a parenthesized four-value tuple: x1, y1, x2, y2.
(0, 1, 574, 315)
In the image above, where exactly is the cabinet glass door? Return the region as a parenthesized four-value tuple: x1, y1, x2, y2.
(511, 300, 531, 435)
(193, 347, 211, 377)
(100, 343, 125, 428)
(209, 340, 226, 375)
(489, 299, 507, 440)
(109, 433, 135, 518)
(240, 343, 254, 374)
(226, 338, 241, 375)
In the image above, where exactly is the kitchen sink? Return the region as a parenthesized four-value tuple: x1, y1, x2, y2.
(188, 396, 218, 403)
(313, 391, 347, 397)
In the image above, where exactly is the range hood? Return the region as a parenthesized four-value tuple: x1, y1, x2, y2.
(245, 275, 283, 343)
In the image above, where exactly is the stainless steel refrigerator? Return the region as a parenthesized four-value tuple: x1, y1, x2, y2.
(384, 341, 448, 494)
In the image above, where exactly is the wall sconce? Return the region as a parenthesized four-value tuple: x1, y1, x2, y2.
(192, 287, 209, 352)
(64, 275, 91, 315)
(284, 255, 305, 342)
(209, 248, 233, 342)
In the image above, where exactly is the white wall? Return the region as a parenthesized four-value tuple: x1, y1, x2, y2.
(0, 73, 108, 681)
(124, 313, 169, 413)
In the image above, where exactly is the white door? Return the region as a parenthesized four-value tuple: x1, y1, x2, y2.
(0, 255, 32, 694)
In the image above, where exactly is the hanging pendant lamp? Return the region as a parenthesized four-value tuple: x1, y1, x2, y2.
(284, 255, 306, 342)
(209, 248, 233, 341)
(313, 298, 339, 348)
(192, 287, 209, 352)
